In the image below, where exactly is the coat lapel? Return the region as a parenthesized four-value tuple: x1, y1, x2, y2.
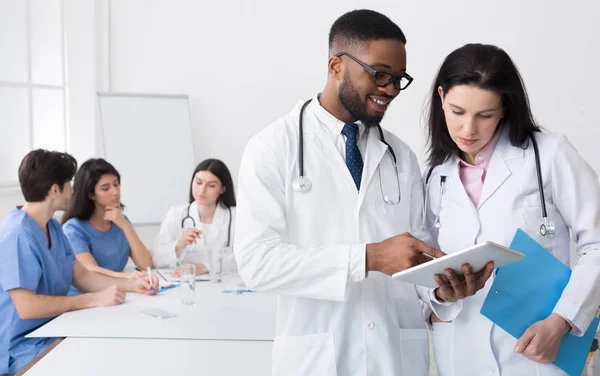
(357, 128, 387, 209)
(207, 204, 224, 244)
(190, 200, 201, 229)
(304, 107, 361, 193)
(478, 129, 524, 209)
(434, 158, 479, 226)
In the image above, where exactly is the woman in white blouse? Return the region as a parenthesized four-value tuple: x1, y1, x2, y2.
(152, 159, 236, 274)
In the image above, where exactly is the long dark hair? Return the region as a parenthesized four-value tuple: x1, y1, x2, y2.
(426, 43, 540, 167)
(62, 158, 122, 223)
(189, 159, 236, 207)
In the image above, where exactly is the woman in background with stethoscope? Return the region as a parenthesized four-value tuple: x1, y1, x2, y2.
(152, 159, 237, 275)
(424, 43, 600, 376)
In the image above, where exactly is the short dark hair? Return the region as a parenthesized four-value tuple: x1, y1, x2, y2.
(62, 158, 122, 223)
(18, 149, 77, 202)
(329, 9, 406, 56)
(189, 159, 236, 208)
(426, 43, 540, 167)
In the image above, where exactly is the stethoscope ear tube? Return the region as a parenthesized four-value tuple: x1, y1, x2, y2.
(181, 202, 233, 247)
(423, 133, 554, 238)
(530, 134, 555, 238)
(294, 99, 400, 203)
(530, 135, 547, 219)
(298, 99, 313, 178)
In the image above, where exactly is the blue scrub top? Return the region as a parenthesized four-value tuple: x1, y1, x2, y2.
(63, 217, 130, 276)
(0, 208, 75, 374)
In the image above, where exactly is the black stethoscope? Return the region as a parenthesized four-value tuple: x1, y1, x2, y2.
(181, 203, 232, 247)
(293, 98, 401, 205)
(424, 133, 556, 238)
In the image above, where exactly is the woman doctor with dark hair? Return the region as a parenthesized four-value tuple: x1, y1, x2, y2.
(152, 159, 237, 275)
(424, 43, 600, 376)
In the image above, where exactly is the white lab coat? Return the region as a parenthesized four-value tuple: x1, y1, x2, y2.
(152, 201, 237, 272)
(235, 97, 462, 376)
(425, 128, 600, 376)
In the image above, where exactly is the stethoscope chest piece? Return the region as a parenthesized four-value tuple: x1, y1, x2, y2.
(292, 176, 312, 192)
(540, 218, 556, 239)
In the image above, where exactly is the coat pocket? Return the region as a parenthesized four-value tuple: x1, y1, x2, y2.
(272, 332, 337, 376)
(399, 328, 430, 376)
(431, 322, 454, 376)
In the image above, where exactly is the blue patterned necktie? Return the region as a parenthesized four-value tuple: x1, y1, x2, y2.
(341, 123, 363, 190)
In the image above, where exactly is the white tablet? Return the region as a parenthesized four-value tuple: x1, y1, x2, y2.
(391, 241, 525, 288)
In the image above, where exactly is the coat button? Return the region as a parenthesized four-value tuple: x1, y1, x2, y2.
(367, 321, 376, 330)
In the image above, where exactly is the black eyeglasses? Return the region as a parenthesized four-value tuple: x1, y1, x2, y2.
(335, 52, 414, 91)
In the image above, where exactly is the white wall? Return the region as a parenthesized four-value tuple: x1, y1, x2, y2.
(0, 186, 23, 218)
(3, 0, 598, 239)
(108, 0, 600, 183)
(63, 0, 97, 162)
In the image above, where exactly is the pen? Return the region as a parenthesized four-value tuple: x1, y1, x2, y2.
(419, 250, 436, 260)
(156, 269, 167, 282)
(159, 283, 179, 292)
(147, 266, 154, 293)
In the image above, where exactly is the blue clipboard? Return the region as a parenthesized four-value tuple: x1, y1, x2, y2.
(481, 229, 600, 376)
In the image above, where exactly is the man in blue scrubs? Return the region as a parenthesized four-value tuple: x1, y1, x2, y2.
(0, 150, 158, 375)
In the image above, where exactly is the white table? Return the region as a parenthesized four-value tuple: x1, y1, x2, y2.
(24, 337, 272, 375)
(28, 274, 277, 341)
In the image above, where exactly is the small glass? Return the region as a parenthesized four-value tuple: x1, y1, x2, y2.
(180, 263, 196, 305)
(208, 247, 223, 283)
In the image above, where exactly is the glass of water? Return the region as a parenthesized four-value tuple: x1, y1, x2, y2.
(180, 263, 196, 305)
(208, 247, 223, 283)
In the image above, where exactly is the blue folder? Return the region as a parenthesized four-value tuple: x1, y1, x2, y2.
(480, 229, 600, 376)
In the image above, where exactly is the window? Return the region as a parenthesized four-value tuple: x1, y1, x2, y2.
(0, 0, 67, 186)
